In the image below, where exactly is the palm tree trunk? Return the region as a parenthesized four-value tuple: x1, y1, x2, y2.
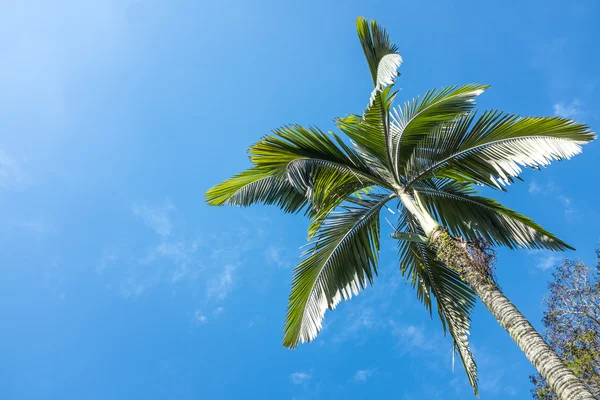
(432, 230, 596, 400)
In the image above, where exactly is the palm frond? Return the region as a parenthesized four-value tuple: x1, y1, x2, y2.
(356, 16, 402, 101)
(354, 17, 402, 179)
(369, 53, 403, 106)
(406, 110, 595, 188)
(413, 179, 573, 251)
(283, 193, 394, 348)
(337, 87, 397, 179)
(249, 124, 385, 185)
(396, 210, 478, 394)
(390, 84, 489, 179)
(285, 158, 383, 239)
(306, 186, 382, 241)
(205, 167, 309, 214)
(286, 159, 370, 207)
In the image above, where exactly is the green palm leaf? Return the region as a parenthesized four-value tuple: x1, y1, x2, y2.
(286, 159, 379, 239)
(414, 179, 573, 251)
(249, 124, 384, 186)
(396, 210, 478, 394)
(283, 194, 394, 348)
(355, 16, 402, 105)
(406, 110, 595, 188)
(205, 167, 309, 214)
(337, 87, 398, 176)
(390, 84, 489, 180)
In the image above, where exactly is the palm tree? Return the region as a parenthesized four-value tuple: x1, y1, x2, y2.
(205, 18, 596, 399)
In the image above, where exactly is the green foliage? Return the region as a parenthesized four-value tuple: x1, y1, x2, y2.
(355, 17, 400, 87)
(205, 167, 309, 213)
(413, 179, 572, 250)
(405, 110, 594, 189)
(530, 253, 600, 399)
(283, 194, 393, 348)
(397, 216, 479, 394)
(337, 86, 398, 175)
(391, 84, 490, 177)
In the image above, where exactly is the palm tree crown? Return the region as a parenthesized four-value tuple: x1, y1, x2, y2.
(205, 17, 595, 395)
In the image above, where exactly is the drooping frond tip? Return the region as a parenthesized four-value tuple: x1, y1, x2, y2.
(395, 210, 478, 394)
(356, 17, 403, 106)
(413, 179, 575, 251)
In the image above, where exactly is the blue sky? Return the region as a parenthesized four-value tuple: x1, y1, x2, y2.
(1, 1, 599, 399)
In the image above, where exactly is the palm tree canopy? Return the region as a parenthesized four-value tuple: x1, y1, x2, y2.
(205, 17, 595, 395)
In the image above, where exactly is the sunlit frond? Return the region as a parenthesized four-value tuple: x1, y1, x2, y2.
(205, 167, 309, 214)
(249, 124, 383, 185)
(337, 87, 398, 176)
(412, 179, 573, 251)
(406, 110, 595, 188)
(356, 17, 401, 95)
(390, 84, 489, 179)
(285, 158, 382, 239)
(283, 194, 394, 348)
(369, 53, 403, 106)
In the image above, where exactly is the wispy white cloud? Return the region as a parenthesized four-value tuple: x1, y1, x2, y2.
(505, 386, 518, 396)
(206, 264, 236, 300)
(190, 308, 225, 325)
(326, 269, 409, 346)
(97, 250, 119, 274)
(478, 369, 518, 396)
(213, 307, 224, 316)
(96, 249, 161, 300)
(265, 245, 291, 269)
(132, 199, 175, 237)
(448, 377, 469, 395)
(353, 368, 376, 383)
(557, 195, 578, 221)
(19, 221, 46, 234)
(528, 180, 578, 222)
(194, 311, 207, 324)
(11, 218, 55, 236)
(100, 200, 277, 309)
(247, 315, 265, 329)
(531, 37, 596, 108)
(470, 345, 520, 396)
(528, 181, 558, 195)
(528, 250, 563, 271)
(0, 151, 29, 190)
(332, 307, 379, 343)
(390, 322, 434, 352)
(290, 371, 312, 385)
(42, 261, 66, 301)
(553, 99, 583, 119)
(120, 279, 145, 299)
(528, 181, 539, 194)
(140, 239, 202, 282)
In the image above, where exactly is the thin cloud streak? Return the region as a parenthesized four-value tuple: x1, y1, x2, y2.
(553, 99, 584, 119)
(132, 199, 175, 237)
(354, 368, 376, 383)
(290, 371, 312, 385)
(0, 151, 29, 190)
(528, 180, 579, 222)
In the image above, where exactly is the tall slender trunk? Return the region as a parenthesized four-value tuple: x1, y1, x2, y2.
(432, 230, 597, 400)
